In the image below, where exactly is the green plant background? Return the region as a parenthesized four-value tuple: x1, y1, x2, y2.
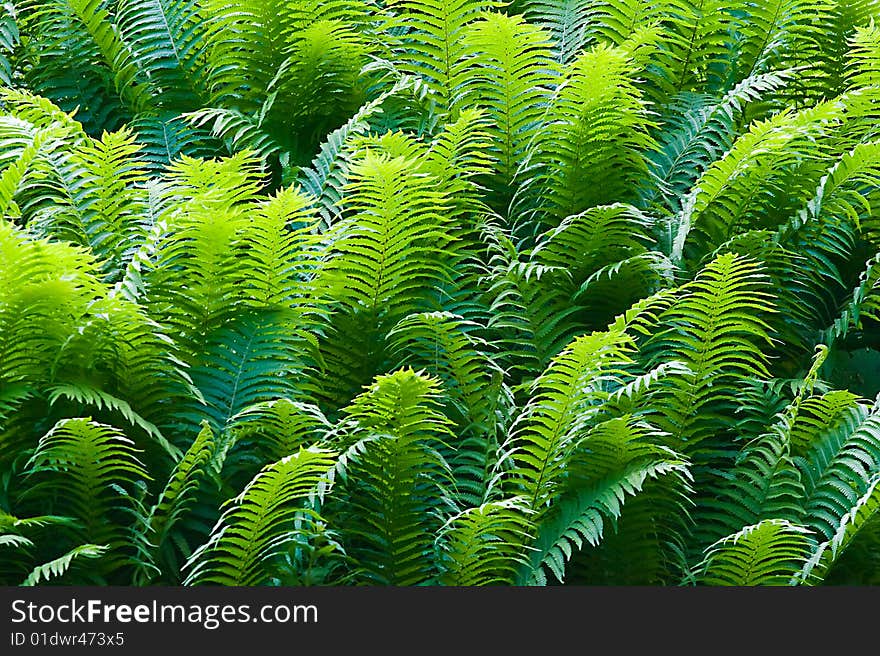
(2, 0, 880, 586)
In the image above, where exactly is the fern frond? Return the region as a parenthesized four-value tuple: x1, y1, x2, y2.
(134, 422, 215, 584)
(733, 0, 835, 88)
(22, 0, 154, 115)
(66, 126, 148, 277)
(509, 328, 637, 511)
(664, 0, 736, 94)
(225, 399, 332, 484)
(0, 2, 18, 86)
(530, 43, 656, 223)
(519, 0, 597, 63)
(672, 99, 843, 266)
(793, 399, 880, 540)
(116, 0, 210, 111)
(461, 12, 558, 210)
(387, 311, 508, 503)
(388, 0, 498, 109)
(691, 519, 815, 585)
(314, 149, 457, 404)
(297, 75, 419, 229)
(846, 18, 880, 90)
(479, 223, 584, 379)
(642, 71, 788, 218)
(128, 112, 218, 171)
(183, 446, 337, 586)
(22, 543, 108, 586)
(823, 252, 880, 346)
(520, 416, 691, 584)
(46, 383, 176, 459)
(21, 418, 149, 580)
(320, 150, 454, 317)
(387, 312, 501, 430)
(328, 369, 455, 585)
(797, 472, 880, 583)
(534, 203, 655, 285)
(692, 422, 806, 555)
(643, 253, 776, 453)
(179, 310, 318, 434)
(0, 219, 189, 458)
(437, 497, 534, 585)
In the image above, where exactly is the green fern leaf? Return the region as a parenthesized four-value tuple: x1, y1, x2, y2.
(183, 446, 337, 586)
(692, 519, 815, 585)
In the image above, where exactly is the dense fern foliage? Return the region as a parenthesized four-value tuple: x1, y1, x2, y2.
(2, 0, 880, 586)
